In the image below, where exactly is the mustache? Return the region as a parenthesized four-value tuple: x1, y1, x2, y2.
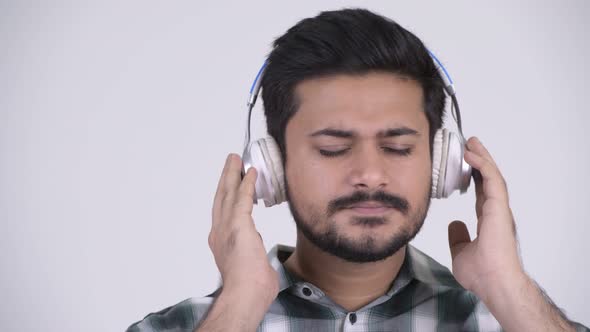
(327, 190, 410, 216)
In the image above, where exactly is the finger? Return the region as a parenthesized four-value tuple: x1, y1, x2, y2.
(464, 149, 508, 204)
(214, 154, 233, 197)
(223, 153, 244, 194)
(472, 169, 484, 222)
(466, 137, 498, 168)
(217, 154, 244, 216)
(448, 220, 471, 261)
(465, 137, 496, 206)
(470, 169, 486, 236)
(235, 167, 258, 215)
(212, 154, 235, 225)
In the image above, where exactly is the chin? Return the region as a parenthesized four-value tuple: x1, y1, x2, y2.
(314, 225, 415, 263)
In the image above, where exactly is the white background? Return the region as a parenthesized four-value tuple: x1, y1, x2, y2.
(1, 1, 588, 331)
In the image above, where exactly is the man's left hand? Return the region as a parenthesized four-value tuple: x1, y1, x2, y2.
(447, 136, 525, 300)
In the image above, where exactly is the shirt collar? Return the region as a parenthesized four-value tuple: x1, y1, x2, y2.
(404, 244, 463, 289)
(266, 244, 300, 293)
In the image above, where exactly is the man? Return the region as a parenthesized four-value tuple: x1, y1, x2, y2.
(128, 8, 588, 332)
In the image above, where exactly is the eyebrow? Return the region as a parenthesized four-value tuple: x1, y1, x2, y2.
(309, 126, 419, 138)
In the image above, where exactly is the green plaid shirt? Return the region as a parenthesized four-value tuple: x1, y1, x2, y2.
(127, 244, 587, 332)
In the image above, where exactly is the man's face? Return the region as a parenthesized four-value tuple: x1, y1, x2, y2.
(284, 72, 432, 263)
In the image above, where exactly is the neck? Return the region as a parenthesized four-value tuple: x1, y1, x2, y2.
(283, 230, 406, 312)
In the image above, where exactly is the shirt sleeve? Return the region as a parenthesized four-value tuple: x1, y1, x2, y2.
(126, 297, 214, 332)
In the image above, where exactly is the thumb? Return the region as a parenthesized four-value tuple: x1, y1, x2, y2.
(448, 220, 472, 260)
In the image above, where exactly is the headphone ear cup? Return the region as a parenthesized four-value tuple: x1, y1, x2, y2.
(431, 128, 472, 198)
(242, 137, 285, 207)
(431, 129, 448, 199)
(442, 131, 472, 197)
(258, 137, 285, 206)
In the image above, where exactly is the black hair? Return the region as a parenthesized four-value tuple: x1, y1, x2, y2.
(261, 8, 447, 163)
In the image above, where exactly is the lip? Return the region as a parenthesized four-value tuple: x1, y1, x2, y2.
(348, 202, 387, 208)
(346, 202, 392, 215)
(349, 206, 391, 214)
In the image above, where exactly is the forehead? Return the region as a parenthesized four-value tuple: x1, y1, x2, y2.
(291, 72, 427, 133)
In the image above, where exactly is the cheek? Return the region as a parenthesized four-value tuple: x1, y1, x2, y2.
(286, 149, 337, 204)
(399, 153, 432, 198)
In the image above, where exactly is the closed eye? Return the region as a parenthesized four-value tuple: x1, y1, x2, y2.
(382, 147, 412, 156)
(319, 148, 350, 157)
(319, 147, 412, 157)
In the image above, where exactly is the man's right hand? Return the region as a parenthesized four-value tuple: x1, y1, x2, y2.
(198, 154, 279, 331)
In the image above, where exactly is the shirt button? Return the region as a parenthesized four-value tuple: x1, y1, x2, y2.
(302, 286, 312, 296)
(349, 312, 357, 324)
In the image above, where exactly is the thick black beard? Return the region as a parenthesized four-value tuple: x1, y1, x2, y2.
(285, 178, 431, 263)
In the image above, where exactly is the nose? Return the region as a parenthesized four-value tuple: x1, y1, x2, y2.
(348, 144, 389, 190)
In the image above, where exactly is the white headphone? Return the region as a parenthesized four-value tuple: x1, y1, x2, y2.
(242, 51, 471, 207)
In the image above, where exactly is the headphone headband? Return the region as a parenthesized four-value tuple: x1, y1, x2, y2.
(243, 50, 465, 151)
